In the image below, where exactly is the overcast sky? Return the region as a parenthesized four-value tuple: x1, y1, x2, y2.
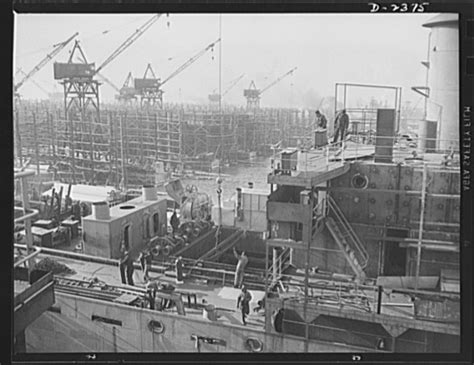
(14, 13, 439, 108)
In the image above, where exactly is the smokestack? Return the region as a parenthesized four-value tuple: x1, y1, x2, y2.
(142, 185, 157, 201)
(92, 201, 110, 220)
(374, 109, 396, 163)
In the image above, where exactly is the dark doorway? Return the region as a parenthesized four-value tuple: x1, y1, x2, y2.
(383, 228, 408, 276)
(123, 225, 130, 250)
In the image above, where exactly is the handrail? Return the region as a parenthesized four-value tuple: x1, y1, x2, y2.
(328, 196, 368, 266)
(267, 247, 291, 284)
(327, 196, 368, 268)
(14, 207, 39, 224)
(14, 244, 42, 268)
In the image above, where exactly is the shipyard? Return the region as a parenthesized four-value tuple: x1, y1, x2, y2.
(13, 13, 463, 355)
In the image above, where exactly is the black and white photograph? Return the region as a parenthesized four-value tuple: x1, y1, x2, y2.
(11, 6, 470, 359)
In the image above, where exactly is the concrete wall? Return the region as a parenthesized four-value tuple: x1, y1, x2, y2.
(25, 292, 365, 353)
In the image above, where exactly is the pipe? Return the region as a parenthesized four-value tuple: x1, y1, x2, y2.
(14, 170, 36, 179)
(14, 245, 42, 268)
(14, 208, 39, 224)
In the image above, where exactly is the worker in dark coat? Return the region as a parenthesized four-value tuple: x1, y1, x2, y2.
(139, 250, 152, 282)
(315, 110, 327, 129)
(333, 109, 350, 144)
(119, 244, 128, 285)
(170, 210, 180, 235)
(233, 248, 249, 288)
(119, 243, 134, 286)
(145, 279, 159, 310)
(175, 256, 184, 284)
(237, 286, 252, 325)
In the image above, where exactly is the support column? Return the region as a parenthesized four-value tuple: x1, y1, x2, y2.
(32, 112, 40, 174)
(14, 330, 26, 354)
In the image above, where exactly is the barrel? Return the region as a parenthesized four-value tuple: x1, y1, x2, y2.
(203, 304, 217, 321)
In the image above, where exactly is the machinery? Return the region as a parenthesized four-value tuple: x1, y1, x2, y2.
(244, 67, 297, 109)
(53, 13, 162, 119)
(52, 14, 162, 184)
(117, 72, 137, 102)
(148, 180, 214, 258)
(14, 32, 78, 97)
(134, 38, 221, 108)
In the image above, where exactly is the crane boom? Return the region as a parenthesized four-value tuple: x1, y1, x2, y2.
(14, 32, 78, 92)
(161, 38, 221, 87)
(96, 72, 121, 93)
(18, 69, 50, 96)
(260, 67, 297, 95)
(95, 14, 162, 75)
(222, 73, 245, 97)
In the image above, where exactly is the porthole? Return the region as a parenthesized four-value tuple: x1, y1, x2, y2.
(246, 338, 263, 352)
(148, 320, 165, 334)
(351, 174, 369, 189)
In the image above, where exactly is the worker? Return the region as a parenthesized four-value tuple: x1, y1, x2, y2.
(139, 250, 152, 282)
(119, 244, 129, 285)
(119, 243, 134, 286)
(315, 110, 327, 129)
(170, 210, 180, 235)
(175, 256, 184, 284)
(145, 279, 159, 310)
(237, 285, 252, 325)
(233, 248, 249, 288)
(333, 109, 350, 145)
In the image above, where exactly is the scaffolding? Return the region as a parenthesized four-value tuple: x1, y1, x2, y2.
(14, 101, 319, 186)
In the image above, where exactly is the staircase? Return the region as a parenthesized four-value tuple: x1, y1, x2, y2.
(326, 196, 368, 282)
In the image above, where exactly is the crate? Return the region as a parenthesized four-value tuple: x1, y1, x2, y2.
(314, 129, 328, 147)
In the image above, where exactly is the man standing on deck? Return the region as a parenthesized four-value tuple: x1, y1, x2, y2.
(333, 109, 350, 145)
(175, 256, 184, 284)
(170, 210, 180, 235)
(237, 286, 252, 325)
(233, 248, 248, 288)
(315, 110, 327, 129)
(119, 243, 128, 285)
(139, 250, 152, 282)
(119, 243, 134, 286)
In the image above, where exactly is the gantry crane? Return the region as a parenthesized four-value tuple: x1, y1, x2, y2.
(244, 67, 297, 109)
(52, 14, 162, 184)
(14, 32, 78, 96)
(53, 14, 162, 115)
(208, 73, 245, 105)
(135, 38, 221, 108)
(117, 72, 137, 102)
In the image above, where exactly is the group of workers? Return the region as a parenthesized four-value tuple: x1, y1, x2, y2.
(315, 109, 350, 145)
(117, 209, 258, 326)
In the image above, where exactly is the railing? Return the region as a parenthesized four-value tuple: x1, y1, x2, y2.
(267, 247, 291, 285)
(14, 244, 41, 268)
(327, 195, 369, 269)
(269, 135, 460, 178)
